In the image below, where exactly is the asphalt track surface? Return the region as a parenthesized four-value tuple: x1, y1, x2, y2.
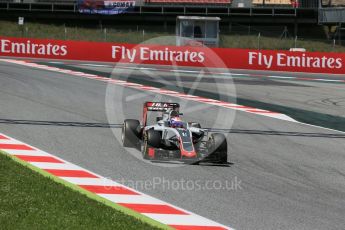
(1, 59, 345, 230)
(44, 60, 345, 118)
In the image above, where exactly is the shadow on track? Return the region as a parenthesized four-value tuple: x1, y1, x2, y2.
(149, 159, 234, 167)
(1, 119, 344, 139)
(0, 119, 122, 128)
(208, 128, 345, 139)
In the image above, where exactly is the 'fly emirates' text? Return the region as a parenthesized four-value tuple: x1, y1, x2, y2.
(112, 46, 205, 63)
(249, 52, 342, 69)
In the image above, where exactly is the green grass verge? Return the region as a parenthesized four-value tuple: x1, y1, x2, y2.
(0, 20, 172, 44)
(0, 151, 171, 230)
(220, 35, 345, 52)
(0, 20, 344, 52)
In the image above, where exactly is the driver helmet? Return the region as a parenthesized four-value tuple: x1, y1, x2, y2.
(170, 116, 184, 128)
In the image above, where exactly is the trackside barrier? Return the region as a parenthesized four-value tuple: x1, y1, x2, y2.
(0, 36, 345, 74)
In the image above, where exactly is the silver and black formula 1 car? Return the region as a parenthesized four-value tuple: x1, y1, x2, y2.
(121, 102, 228, 164)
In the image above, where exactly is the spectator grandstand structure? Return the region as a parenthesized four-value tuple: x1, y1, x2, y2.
(320, 0, 345, 24)
(322, 0, 345, 7)
(0, 0, 344, 39)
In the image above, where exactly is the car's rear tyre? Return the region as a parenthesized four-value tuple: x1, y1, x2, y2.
(142, 129, 161, 159)
(122, 119, 140, 148)
(208, 133, 228, 163)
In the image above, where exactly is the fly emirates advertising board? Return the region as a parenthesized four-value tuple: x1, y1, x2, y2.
(0, 37, 344, 74)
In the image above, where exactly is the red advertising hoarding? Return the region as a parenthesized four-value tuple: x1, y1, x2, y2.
(0, 36, 344, 74)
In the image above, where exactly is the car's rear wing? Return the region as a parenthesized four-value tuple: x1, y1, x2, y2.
(143, 102, 180, 126)
(145, 102, 179, 111)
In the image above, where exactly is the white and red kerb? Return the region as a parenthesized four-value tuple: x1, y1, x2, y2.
(0, 133, 232, 230)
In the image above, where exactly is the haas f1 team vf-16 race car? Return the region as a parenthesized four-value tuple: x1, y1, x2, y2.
(121, 102, 228, 164)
